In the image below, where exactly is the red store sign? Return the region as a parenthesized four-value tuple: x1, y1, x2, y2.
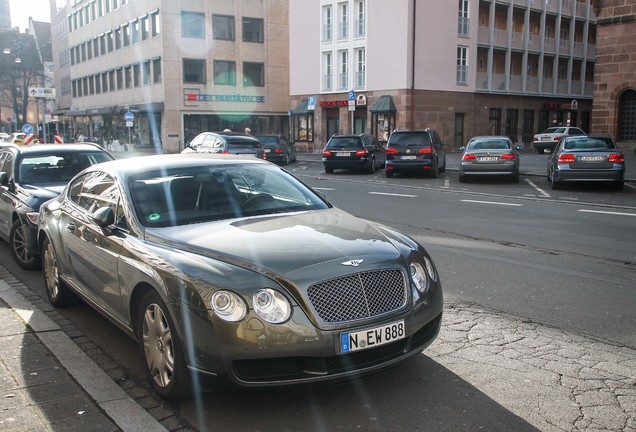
(319, 100, 349, 108)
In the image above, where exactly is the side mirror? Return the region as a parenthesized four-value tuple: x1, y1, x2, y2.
(93, 206, 115, 227)
(515, 145, 523, 151)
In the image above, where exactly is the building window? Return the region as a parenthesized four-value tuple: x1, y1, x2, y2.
(123, 23, 130, 47)
(142, 61, 151, 85)
(619, 90, 636, 141)
(151, 11, 160, 37)
(95, 74, 101, 94)
(102, 72, 108, 93)
(489, 108, 502, 135)
(339, 50, 348, 90)
(243, 17, 263, 42)
(355, 48, 365, 89)
(153, 58, 162, 83)
(214, 60, 236, 85)
(124, 66, 131, 89)
(181, 12, 204, 38)
(116, 68, 123, 90)
(132, 20, 140, 44)
(114, 27, 122, 50)
(81, 43, 86, 62)
(458, 0, 469, 36)
(213, 15, 235, 40)
(108, 70, 115, 91)
(183, 59, 206, 84)
(339, 3, 348, 39)
(355, 1, 365, 37)
(243, 62, 264, 86)
(133, 64, 140, 87)
(506, 109, 519, 141)
(323, 52, 332, 91)
(456, 46, 468, 84)
(141, 16, 149, 41)
(107, 31, 114, 52)
(87, 41, 92, 59)
(323, 6, 332, 41)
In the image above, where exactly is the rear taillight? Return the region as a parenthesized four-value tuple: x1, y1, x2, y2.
(355, 149, 369, 157)
(608, 153, 624, 163)
(386, 147, 399, 155)
(558, 153, 576, 163)
(322, 150, 332, 157)
(418, 147, 433, 155)
(462, 154, 477, 161)
(553, 135, 561, 141)
(533, 137, 539, 142)
(262, 153, 267, 160)
(273, 147, 284, 153)
(221, 150, 230, 154)
(501, 153, 516, 160)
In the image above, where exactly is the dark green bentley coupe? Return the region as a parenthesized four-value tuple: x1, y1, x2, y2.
(37, 154, 443, 399)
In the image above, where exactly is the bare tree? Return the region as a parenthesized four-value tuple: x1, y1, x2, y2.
(0, 31, 43, 130)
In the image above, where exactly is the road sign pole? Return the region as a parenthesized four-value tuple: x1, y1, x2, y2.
(40, 99, 46, 143)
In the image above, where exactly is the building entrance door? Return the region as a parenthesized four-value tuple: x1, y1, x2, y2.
(454, 113, 464, 149)
(327, 116, 339, 139)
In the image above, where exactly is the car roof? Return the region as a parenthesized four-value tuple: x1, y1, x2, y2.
(1, 143, 109, 155)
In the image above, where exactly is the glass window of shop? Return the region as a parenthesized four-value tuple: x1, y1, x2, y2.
(290, 100, 314, 143)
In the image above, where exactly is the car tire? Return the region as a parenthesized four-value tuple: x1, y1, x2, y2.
(536, 148, 544, 154)
(325, 166, 334, 174)
(439, 157, 446, 173)
(137, 290, 192, 400)
(551, 179, 561, 190)
(459, 173, 467, 183)
(367, 157, 376, 174)
(10, 219, 40, 270)
(511, 172, 520, 183)
(42, 237, 76, 307)
(430, 162, 438, 178)
(282, 153, 290, 166)
(385, 170, 393, 178)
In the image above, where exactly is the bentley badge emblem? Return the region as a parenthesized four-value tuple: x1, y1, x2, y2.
(342, 259, 364, 267)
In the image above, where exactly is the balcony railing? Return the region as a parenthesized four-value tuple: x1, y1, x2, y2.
(456, 65, 468, 84)
(323, 24, 332, 42)
(458, 17, 469, 37)
(323, 74, 332, 91)
(339, 22, 348, 39)
(339, 72, 348, 90)
(355, 71, 365, 89)
(355, 19, 365, 37)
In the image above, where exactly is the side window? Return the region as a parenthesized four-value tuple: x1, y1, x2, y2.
(189, 134, 206, 147)
(0, 152, 8, 173)
(68, 173, 88, 204)
(79, 171, 126, 227)
(2, 154, 14, 179)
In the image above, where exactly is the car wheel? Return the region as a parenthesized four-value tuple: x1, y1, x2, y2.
(430, 162, 438, 178)
(551, 179, 561, 190)
(385, 170, 393, 178)
(537, 148, 544, 154)
(367, 156, 376, 174)
(42, 237, 76, 307)
(138, 290, 192, 400)
(511, 172, 520, 183)
(439, 157, 446, 173)
(325, 166, 334, 174)
(282, 153, 290, 166)
(10, 219, 40, 270)
(459, 173, 467, 183)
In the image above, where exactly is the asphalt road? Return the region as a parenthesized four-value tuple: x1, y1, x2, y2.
(1, 157, 634, 431)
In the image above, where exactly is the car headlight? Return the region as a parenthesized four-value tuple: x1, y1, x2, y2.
(410, 262, 430, 293)
(26, 212, 39, 225)
(253, 289, 291, 324)
(423, 255, 437, 282)
(211, 290, 247, 322)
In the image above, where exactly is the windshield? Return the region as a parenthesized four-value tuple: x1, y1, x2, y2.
(388, 132, 432, 146)
(468, 139, 511, 150)
(563, 137, 614, 151)
(18, 151, 112, 184)
(326, 137, 363, 149)
(129, 164, 329, 227)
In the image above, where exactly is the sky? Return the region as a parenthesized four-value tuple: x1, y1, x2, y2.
(10, 0, 51, 32)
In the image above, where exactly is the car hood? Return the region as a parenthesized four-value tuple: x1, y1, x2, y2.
(144, 208, 407, 277)
(17, 183, 66, 208)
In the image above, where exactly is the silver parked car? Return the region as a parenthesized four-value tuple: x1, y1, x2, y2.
(459, 136, 522, 183)
(38, 154, 443, 400)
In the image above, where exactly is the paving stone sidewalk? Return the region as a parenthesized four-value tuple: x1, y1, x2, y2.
(427, 302, 636, 432)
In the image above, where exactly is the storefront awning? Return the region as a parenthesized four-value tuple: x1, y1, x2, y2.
(370, 95, 397, 113)
(291, 99, 309, 115)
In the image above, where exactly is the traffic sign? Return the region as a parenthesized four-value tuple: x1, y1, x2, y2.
(308, 96, 316, 111)
(348, 90, 356, 111)
(348, 90, 356, 101)
(124, 111, 135, 122)
(21, 124, 33, 134)
(28, 87, 56, 99)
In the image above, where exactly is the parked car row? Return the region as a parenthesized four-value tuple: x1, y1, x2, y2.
(182, 131, 297, 166)
(0, 142, 443, 401)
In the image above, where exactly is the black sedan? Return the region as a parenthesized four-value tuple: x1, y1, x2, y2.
(0, 143, 113, 269)
(322, 133, 386, 174)
(254, 134, 297, 166)
(459, 136, 522, 182)
(547, 135, 625, 190)
(38, 154, 443, 400)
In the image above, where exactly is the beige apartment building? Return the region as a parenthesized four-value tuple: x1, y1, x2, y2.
(49, 0, 289, 153)
(289, 0, 597, 152)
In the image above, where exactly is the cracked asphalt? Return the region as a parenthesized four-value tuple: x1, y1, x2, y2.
(427, 301, 636, 432)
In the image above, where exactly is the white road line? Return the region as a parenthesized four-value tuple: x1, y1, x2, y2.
(368, 192, 418, 198)
(313, 187, 335, 191)
(578, 209, 636, 217)
(525, 179, 551, 197)
(461, 199, 523, 207)
(625, 183, 636, 191)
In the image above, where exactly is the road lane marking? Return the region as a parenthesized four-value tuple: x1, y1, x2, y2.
(525, 179, 551, 197)
(625, 183, 636, 191)
(369, 192, 418, 198)
(461, 199, 523, 207)
(578, 209, 636, 217)
(314, 187, 335, 191)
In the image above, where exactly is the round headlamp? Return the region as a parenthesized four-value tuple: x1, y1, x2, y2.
(410, 262, 430, 293)
(253, 289, 291, 324)
(211, 290, 247, 322)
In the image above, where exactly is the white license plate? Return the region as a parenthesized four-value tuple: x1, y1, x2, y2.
(238, 153, 257, 157)
(580, 156, 605, 162)
(478, 156, 499, 162)
(264, 149, 271, 153)
(340, 320, 405, 354)
(541, 137, 552, 141)
(335, 152, 351, 157)
(400, 155, 417, 160)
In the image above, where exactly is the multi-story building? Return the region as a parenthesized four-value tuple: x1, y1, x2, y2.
(590, 0, 636, 152)
(289, 0, 597, 152)
(48, 0, 289, 152)
(0, 0, 11, 32)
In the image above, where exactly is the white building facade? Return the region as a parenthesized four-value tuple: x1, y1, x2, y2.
(289, 0, 597, 152)
(49, 0, 290, 152)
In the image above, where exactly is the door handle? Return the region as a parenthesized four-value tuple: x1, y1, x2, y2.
(66, 223, 76, 233)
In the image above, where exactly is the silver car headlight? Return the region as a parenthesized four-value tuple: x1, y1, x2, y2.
(423, 255, 437, 282)
(211, 290, 247, 322)
(410, 262, 430, 293)
(253, 289, 291, 324)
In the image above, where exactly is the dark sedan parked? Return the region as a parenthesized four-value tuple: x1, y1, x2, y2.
(547, 135, 625, 190)
(0, 143, 113, 269)
(385, 129, 446, 178)
(254, 134, 297, 166)
(459, 136, 522, 182)
(38, 154, 442, 400)
(322, 133, 386, 174)
(182, 131, 265, 160)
